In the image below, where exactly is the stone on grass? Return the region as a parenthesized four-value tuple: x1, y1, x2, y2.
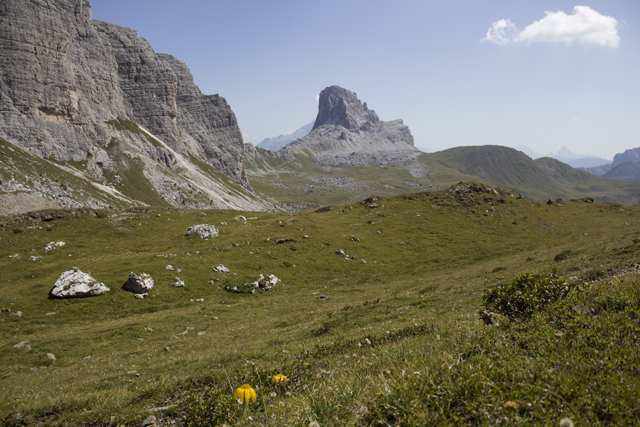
(124, 272, 154, 293)
(44, 241, 65, 252)
(50, 268, 110, 298)
(141, 415, 157, 427)
(172, 277, 185, 287)
(134, 293, 149, 299)
(213, 264, 229, 273)
(186, 224, 218, 239)
(225, 273, 280, 293)
(47, 353, 56, 361)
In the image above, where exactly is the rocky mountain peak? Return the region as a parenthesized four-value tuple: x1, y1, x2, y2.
(281, 86, 416, 167)
(313, 86, 379, 131)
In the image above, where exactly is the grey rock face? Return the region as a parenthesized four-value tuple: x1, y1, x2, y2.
(284, 86, 417, 166)
(0, 0, 259, 212)
(50, 268, 110, 298)
(313, 86, 380, 131)
(123, 272, 154, 293)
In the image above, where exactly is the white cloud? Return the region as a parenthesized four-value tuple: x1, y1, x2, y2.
(483, 6, 619, 48)
(482, 18, 518, 46)
(315, 95, 319, 102)
(281, 130, 294, 135)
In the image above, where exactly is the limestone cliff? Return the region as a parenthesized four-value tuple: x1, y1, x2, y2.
(283, 86, 417, 166)
(0, 0, 262, 213)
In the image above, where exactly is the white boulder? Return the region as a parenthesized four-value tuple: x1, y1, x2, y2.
(50, 268, 110, 298)
(44, 241, 65, 252)
(186, 224, 219, 239)
(213, 264, 229, 273)
(123, 272, 154, 293)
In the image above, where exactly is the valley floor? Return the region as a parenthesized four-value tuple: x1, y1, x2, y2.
(1, 184, 639, 426)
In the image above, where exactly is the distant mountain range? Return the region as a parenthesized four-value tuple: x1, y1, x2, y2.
(516, 145, 610, 168)
(245, 86, 640, 208)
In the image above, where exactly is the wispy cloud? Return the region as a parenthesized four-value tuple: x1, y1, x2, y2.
(483, 6, 619, 48)
(315, 95, 320, 102)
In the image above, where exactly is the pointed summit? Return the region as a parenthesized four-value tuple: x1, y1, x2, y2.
(313, 86, 379, 131)
(284, 86, 417, 166)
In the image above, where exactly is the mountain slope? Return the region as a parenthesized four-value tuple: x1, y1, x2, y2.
(429, 145, 640, 205)
(0, 0, 267, 213)
(247, 143, 640, 208)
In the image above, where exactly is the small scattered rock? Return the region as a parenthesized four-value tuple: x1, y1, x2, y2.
(186, 224, 219, 239)
(44, 241, 65, 252)
(190, 298, 204, 302)
(47, 353, 56, 361)
(14, 341, 28, 349)
(213, 264, 229, 273)
(172, 277, 185, 287)
(124, 272, 154, 293)
(23, 344, 31, 352)
(572, 305, 594, 315)
(141, 415, 157, 427)
(135, 293, 149, 299)
(28, 255, 41, 262)
(165, 264, 174, 270)
(9, 311, 22, 317)
(235, 215, 247, 221)
(275, 238, 297, 244)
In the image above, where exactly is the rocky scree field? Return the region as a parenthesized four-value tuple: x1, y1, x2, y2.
(1, 183, 639, 426)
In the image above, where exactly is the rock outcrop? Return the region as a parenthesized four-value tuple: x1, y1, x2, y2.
(0, 0, 266, 213)
(283, 86, 417, 166)
(50, 268, 110, 298)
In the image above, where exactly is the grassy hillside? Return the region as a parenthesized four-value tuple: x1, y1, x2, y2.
(246, 145, 640, 208)
(1, 183, 639, 425)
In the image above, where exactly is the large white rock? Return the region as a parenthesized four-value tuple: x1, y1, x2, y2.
(186, 224, 219, 239)
(123, 272, 154, 293)
(50, 268, 110, 298)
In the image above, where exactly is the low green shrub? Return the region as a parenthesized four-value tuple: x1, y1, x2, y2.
(480, 273, 570, 322)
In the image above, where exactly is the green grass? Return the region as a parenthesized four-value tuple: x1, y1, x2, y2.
(1, 182, 639, 425)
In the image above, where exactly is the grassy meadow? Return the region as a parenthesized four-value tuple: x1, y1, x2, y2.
(1, 183, 639, 426)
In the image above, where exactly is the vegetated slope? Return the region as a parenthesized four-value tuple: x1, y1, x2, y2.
(247, 143, 640, 209)
(0, 0, 266, 213)
(425, 145, 640, 205)
(2, 182, 640, 425)
(603, 160, 640, 182)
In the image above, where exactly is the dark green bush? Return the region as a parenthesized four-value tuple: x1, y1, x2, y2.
(481, 273, 570, 321)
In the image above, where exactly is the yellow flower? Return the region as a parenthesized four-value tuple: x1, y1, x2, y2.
(233, 384, 256, 403)
(272, 374, 287, 383)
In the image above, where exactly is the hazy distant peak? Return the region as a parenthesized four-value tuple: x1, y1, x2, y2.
(257, 121, 314, 151)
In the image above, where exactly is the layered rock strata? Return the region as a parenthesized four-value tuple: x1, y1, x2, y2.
(0, 0, 261, 212)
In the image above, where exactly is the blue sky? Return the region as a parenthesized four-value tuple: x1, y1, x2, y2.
(90, 0, 640, 160)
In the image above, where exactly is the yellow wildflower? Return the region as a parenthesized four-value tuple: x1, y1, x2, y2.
(233, 384, 256, 403)
(272, 374, 287, 383)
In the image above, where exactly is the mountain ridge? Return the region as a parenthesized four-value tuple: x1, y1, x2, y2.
(0, 0, 269, 213)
